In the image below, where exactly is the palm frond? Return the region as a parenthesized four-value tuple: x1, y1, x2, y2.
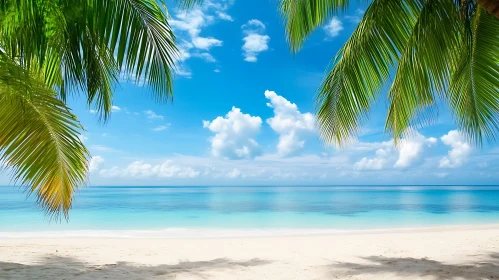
(316, 0, 422, 146)
(0, 0, 178, 120)
(0, 55, 89, 219)
(386, 0, 461, 142)
(280, 0, 354, 52)
(446, 7, 499, 145)
(93, 0, 177, 102)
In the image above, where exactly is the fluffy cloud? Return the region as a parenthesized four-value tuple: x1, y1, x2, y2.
(89, 156, 104, 173)
(170, 9, 211, 38)
(169, 1, 232, 70)
(97, 154, 350, 183)
(241, 19, 270, 62)
(143, 110, 164, 120)
(354, 149, 388, 170)
(324, 17, 343, 37)
(394, 132, 437, 168)
(217, 11, 233, 21)
(90, 144, 499, 185)
(439, 130, 471, 168)
(265, 90, 315, 156)
(203, 107, 262, 159)
(111, 106, 121, 112)
(351, 131, 436, 170)
(100, 160, 199, 178)
(192, 37, 222, 50)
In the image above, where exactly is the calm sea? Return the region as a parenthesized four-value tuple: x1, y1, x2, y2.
(1, 186, 499, 233)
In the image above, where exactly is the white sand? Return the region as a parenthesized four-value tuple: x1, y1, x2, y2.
(1, 225, 499, 279)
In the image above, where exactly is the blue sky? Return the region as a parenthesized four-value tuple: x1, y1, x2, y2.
(8, 0, 499, 186)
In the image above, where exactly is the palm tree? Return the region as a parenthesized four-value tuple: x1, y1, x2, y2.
(0, 0, 184, 218)
(280, 0, 499, 147)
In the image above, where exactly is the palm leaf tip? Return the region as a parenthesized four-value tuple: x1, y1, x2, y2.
(280, 0, 352, 52)
(0, 57, 89, 220)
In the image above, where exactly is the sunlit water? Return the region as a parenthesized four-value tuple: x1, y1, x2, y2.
(1, 186, 499, 233)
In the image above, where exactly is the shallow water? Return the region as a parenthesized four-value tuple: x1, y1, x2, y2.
(1, 185, 499, 232)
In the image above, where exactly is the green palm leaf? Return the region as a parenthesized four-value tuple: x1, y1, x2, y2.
(386, 0, 461, 142)
(447, 7, 499, 145)
(315, 0, 422, 146)
(0, 56, 89, 218)
(281, 0, 499, 146)
(0, 0, 178, 120)
(0, 0, 198, 217)
(92, 0, 177, 104)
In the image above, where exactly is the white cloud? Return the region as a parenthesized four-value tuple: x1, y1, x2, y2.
(90, 145, 499, 185)
(169, 1, 232, 73)
(89, 156, 104, 173)
(100, 160, 199, 178)
(97, 154, 350, 182)
(111, 106, 121, 112)
(439, 130, 471, 168)
(324, 17, 343, 37)
(227, 168, 241, 178)
(192, 37, 223, 50)
(89, 109, 96, 114)
(265, 90, 315, 156)
(355, 159, 381, 171)
(192, 52, 217, 63)
(217, 11, 233, 21)
(241, 19, 270, 62)
(152, 125, 170, 131)
(175, 67, 192, 78)
(394, 131, 437, 168)
(143, 110, 164, 120)
(243, 19, 266, 29)
(354, 150, 387, 170)
(203, 107, 262, 159)
(170, 9, 209, 38)
(350, 131, 436, 170)
(177, 45, 192, 62)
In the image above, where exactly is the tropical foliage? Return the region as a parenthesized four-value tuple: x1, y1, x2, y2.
(0, 0, 182, 218)
(280, 0, 499, 147)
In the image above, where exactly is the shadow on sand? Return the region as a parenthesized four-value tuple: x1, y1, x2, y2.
(0, 255, 272, 279)
(327, 253, 499, 279)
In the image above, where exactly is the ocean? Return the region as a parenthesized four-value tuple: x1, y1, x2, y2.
(1, 186, 499, 235)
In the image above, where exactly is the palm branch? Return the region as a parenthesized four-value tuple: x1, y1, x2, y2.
(0, 0, 191, 216)
(0, 55, 89, 219)
(0, 0, 178, 120)
(280, 0, 499, 147)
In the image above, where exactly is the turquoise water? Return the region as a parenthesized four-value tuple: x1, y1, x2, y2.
(1, 186, 499, 232)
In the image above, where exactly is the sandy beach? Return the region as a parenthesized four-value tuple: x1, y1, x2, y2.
(1, 225, 499, 279)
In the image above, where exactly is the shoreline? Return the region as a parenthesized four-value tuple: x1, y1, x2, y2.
(2, 223, 499, 239)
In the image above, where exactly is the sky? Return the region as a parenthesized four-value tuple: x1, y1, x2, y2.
(7, 0, 499, 186)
